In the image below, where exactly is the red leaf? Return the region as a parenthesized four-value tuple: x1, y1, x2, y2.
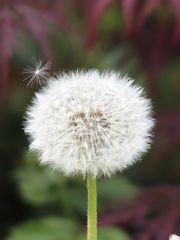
(100, 186, 180, 240)
(0, 7, 13, 60)
(121, 0, 162, 37)
(121, 0, 138, 38)
(155, 111, 180, 160)
(170, 0, 180, 45)
(0, 7, 13, 100)
(136, 0, 162, 30)
(86, 0, 112, 48)
(15, 4, 53, 60)
(0, 60, 9, 101)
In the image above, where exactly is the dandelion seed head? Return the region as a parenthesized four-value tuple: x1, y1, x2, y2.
(24, 70, 154, 178)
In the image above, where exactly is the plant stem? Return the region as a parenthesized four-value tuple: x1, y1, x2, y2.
(87, 174, 97, 240)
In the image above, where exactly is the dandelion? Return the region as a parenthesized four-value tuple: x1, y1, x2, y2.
(24, 70, 154, 177)
(23, 60, 52, 87)
(24, 69, 154, 240)
(169, 235, 180, 240)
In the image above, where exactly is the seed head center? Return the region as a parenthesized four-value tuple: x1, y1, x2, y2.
(69, 110, 110, 131)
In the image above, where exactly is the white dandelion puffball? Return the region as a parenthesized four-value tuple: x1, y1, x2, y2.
(169, 235, 180, 240)
(24, 70, 154, 178)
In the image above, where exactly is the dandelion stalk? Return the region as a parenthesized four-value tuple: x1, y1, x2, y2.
(87, 174, 97, 240)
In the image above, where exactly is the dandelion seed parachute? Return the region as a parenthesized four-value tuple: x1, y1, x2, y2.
(23, 60, 52, 87)
(24, 70, 154, 178)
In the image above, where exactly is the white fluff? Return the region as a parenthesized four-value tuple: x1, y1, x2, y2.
(23, 60, 52, 87)
(24, 70, 154, 178)
(169, 235, 180, 240)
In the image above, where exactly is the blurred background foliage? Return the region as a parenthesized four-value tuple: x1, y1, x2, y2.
(0, 0, 180, 239)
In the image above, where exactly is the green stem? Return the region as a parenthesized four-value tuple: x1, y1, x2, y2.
(87, 174, 97, 240)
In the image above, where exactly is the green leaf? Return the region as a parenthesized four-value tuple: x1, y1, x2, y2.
(15, 152, 67, 206)
(158, 59, 180, 106)
(98, 227, 130, 240)
(77, 227, 130, 240)
(98, 176, 138, 211)
(15, 152, 138, 216)
(6, 217, 79, 240)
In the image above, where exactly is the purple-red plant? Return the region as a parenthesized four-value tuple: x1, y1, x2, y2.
(87, 0, 180, 47)
(155, 112, 180, 161)
(1, 0, 180, 101)
(87, 0, 180, 48)
(87, 0, 180, 96)
(100, 185, 180, 240)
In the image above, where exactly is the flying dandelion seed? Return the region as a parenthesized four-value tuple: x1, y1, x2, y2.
(23, 60, 52, 87)
(24, 70, 154, 178)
